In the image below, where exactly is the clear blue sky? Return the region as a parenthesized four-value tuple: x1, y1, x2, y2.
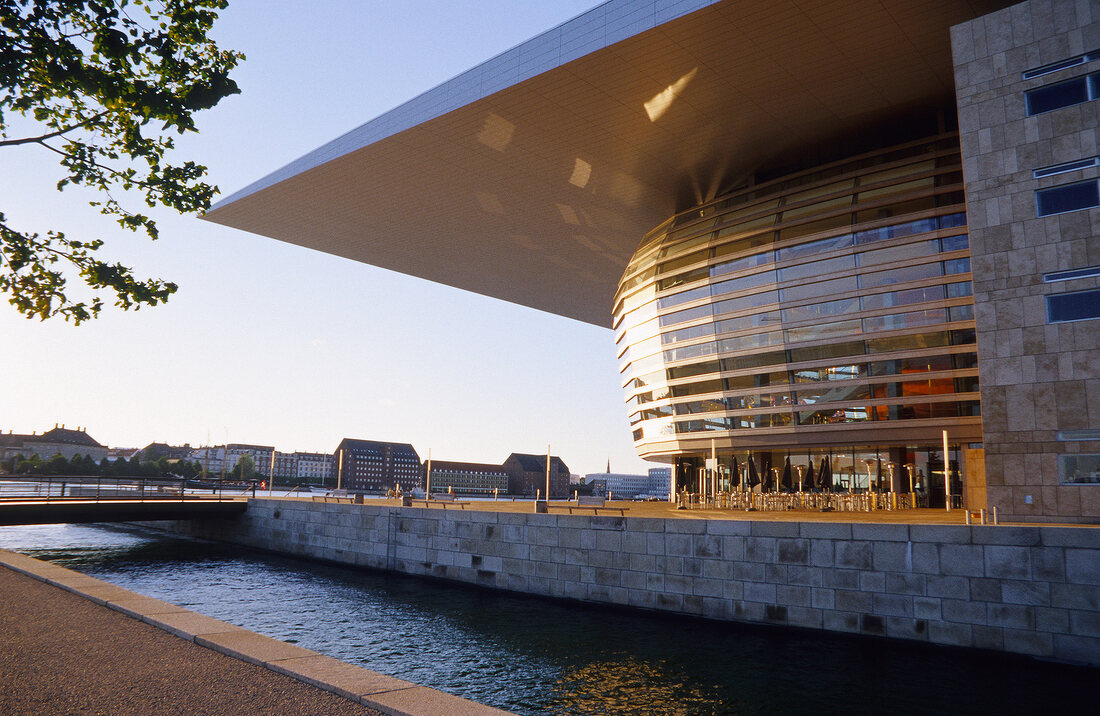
(0, 1, 655, 475)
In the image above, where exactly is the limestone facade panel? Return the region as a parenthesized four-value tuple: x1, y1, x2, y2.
(149, 501, 1100, 666)
(953, 0, 1100, 522)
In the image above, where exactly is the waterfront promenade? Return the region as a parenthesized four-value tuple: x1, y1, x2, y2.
(0, 549, 510, 715)
(310, 495, 1051, 526)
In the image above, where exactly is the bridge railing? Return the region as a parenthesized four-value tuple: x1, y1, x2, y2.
(0, 476, 256, 503)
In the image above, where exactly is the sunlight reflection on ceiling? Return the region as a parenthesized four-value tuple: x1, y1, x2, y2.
(644, 67, 698, 122)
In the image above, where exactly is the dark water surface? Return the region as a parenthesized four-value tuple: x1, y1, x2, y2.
(0, 523, 1092, 715)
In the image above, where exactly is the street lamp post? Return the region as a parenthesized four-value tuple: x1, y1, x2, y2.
(426, 448, 432, 498)
(943, 429, 952, 512)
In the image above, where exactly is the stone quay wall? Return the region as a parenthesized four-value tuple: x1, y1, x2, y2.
(147, 500, 1100, 666)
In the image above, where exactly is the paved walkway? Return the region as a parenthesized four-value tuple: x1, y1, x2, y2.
(0, 564, 383, 716)
(0, 550, 509, 716)
(292, 494, 1097, 527)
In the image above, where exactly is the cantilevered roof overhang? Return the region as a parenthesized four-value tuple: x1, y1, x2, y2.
(204, 0, 1012, 327)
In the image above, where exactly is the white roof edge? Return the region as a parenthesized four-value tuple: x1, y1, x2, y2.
(210, 0, 722, 211)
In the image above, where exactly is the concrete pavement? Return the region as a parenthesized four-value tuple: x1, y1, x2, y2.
(0, 549, 511, 716)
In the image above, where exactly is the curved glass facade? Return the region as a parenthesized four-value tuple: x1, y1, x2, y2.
(614, 134, 982, 475)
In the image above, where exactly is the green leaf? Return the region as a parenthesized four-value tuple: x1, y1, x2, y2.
(0, 0, 243, 324)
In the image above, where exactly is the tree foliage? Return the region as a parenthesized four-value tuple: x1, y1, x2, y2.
(229, 453, 253, 480)
(4, 450, 205, 477)
(0, 0, 242, 323)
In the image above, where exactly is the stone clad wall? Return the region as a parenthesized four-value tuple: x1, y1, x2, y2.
(953, 0, 1100, 522)
(154, 500, 1100, 666)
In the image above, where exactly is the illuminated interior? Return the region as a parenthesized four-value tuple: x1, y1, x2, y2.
(613, 134, 982, 499)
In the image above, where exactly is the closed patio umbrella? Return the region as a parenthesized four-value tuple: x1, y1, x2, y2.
(731, 456, 740, 488)
(804, 460, 816, 490)
(820, 456, 833, 491)
(781, 457, 792, 492)
(748, 457, 760, 489)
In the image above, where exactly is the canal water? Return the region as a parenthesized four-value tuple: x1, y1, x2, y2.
(0, 523, 1092, 715)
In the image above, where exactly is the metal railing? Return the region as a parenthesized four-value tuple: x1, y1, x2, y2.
(0, 476, 256, 503)
(678, 489, 963, 513)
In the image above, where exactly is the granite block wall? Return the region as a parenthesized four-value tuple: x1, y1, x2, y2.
(152, 501, 1100, 666)
(953, 0, 1100, 522)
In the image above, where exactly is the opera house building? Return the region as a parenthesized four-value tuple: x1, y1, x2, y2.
(206, 0, 1100, 523)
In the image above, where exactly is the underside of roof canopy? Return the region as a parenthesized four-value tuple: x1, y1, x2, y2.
(203, 0, 1013, 327)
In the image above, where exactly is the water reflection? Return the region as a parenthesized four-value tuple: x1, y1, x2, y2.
(552, 658, 722, 715)
(0, 524, 1094, 716)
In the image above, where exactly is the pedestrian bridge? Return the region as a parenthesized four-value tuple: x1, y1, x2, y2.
(0, 477, 249, 526)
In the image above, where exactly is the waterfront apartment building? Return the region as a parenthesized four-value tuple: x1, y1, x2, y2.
(225, 444, 276, 478)
(335, 439, 421, 494)
(206, 0, 1100, 522)
(294, 452, 335, 482)
(425, 460, 509, 496)
(184, 446, 334, 482)
(188, 445, 226, 478)
(272, 451, 298, 480)
(503, 453, 571, 498)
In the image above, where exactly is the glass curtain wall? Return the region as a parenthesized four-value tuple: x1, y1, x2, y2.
(673, 445, 964, 508)
(618, 134, 980, 502)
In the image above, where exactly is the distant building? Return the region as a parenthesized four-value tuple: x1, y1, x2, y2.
(648, 468, 672, 499)
(188, 445, 227, 478)
(581, 468, 670, 499)
(584, 472, 650, 499)
(272, 451, 298, 479)
(0, 432, 29, 463)
(139, 442, 194, 461)
(0, 426, 108, 463)
(107, 447, 139, 461)
(503, 453, 570, 498)
(425, 460, 508, 496)
(294, 451, 334, 483)
(335, 438, 421, 494)
(182, 446, 333, 482)
(225, 443, 275, 477)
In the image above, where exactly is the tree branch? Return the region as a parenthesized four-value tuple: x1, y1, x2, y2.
(0, 221, 78, 259)
(0, 112, 107, 148)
